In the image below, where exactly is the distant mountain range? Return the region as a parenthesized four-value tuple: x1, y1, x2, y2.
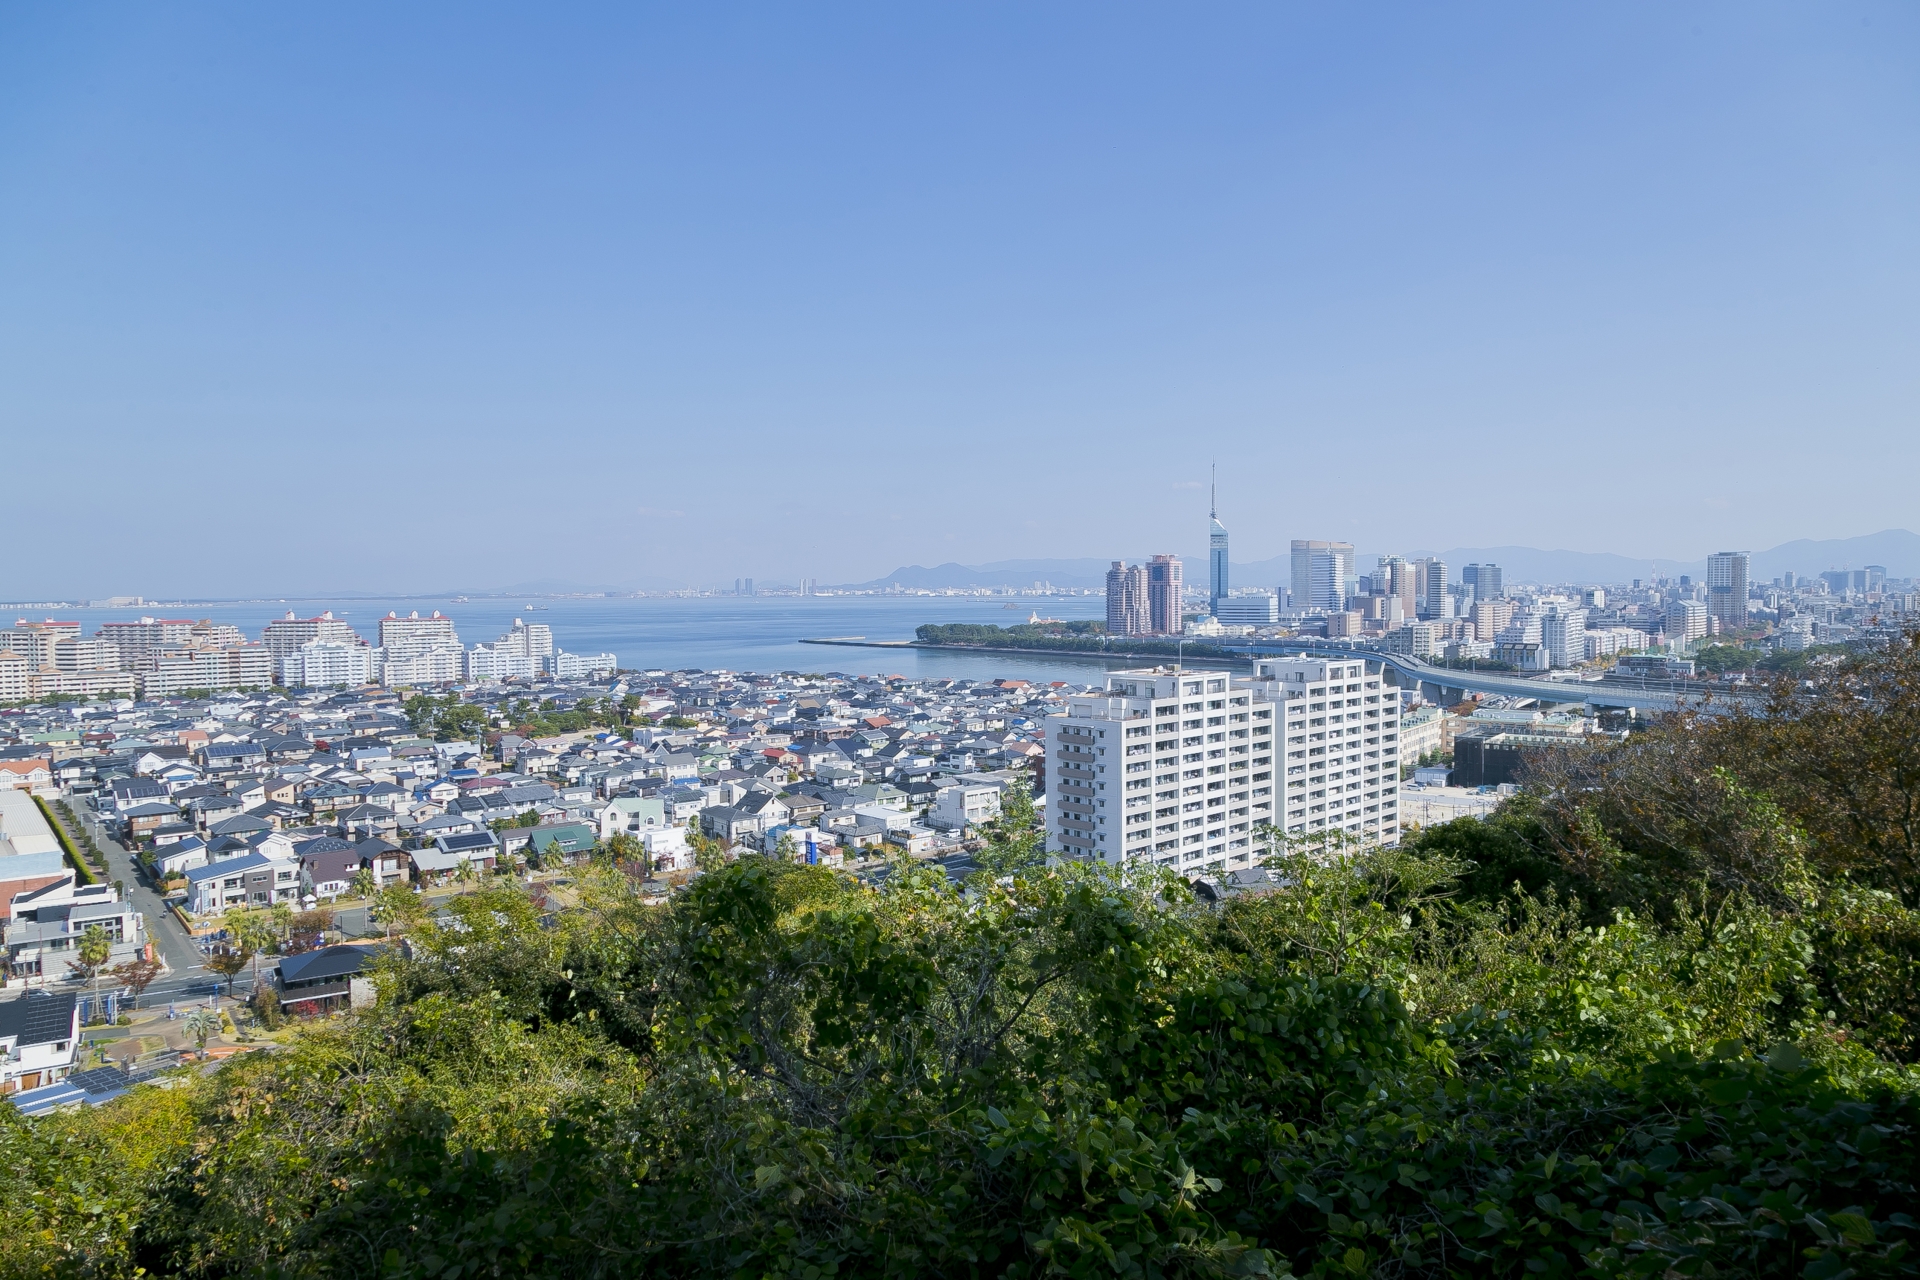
(844, 530, 1920, 592)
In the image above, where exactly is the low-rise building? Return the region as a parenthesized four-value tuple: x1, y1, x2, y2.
(0, 991, 79, 1094)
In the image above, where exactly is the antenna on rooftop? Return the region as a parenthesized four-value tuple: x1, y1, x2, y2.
(1210, 462, 1217, 520)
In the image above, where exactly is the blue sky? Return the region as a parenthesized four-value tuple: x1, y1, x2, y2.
(3, 3, 1916, 597)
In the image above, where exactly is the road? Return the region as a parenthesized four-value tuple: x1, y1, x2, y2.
(74, 797, 206, 981)
(1226, 641, 1765, 713)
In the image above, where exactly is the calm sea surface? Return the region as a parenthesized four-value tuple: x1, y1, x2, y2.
(23, 595, 1234, 686)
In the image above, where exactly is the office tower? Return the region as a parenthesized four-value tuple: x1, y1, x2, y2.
(1147, 555, 1183, 634)
(1706, 552, 1749, 630)
(1214, 593, 1280, 626)
(1292, 540, 1355, 610)
(1044, 667, 1276, 873)
(1667, 600, 1708, 643)
(1380, 557, 1417, 620)
(1208, 468, 1229, 613)
(1418, 559, 1449, 619)
(378, 610, 460, 655)
(262, 611, 358, 660)
(1867, 565, 1888, 592)
(1541, 608, 1589, 669)
(1105, 561, 1151, 637)
(1462, 563, 1504, 601)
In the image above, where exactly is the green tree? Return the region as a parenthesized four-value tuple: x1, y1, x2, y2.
(974, 777, 1044, 875)
(372, 882, 427, 940)
(350, 867, 377, 900)
(182, 1006, 222, 1051)
(602, 832, 644, 873)
(225, 906, 279, 991)
(69, 924, 113, 1018)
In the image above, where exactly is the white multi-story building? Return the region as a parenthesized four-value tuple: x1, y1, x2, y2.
(1382, 621, 1442, 658)
(94, 617, 196, 669)
(1541, 608, 1589, 669)
(1243, 656, 1400, 844)
(262, 611, 359, 660)
(140, 645, 275, 697)
(467, 644, 544, 682)
(279, 639, 379, 688)
(553, 650, 619, 679)
(378, 610, 461, 654)
(48, 637, 121, 673)
(383, 645, 467, 687)
(0, 621, 82, 669)
(1045, 667, 1276, 874)
(1667, 599, 1709, 644)
(1706, 551, 1749, 630)
(0, 652, 28, 702)
(929, 782, 1003, 832)
(1214, 592, 1280, 626)
(496, 619, 554, 662)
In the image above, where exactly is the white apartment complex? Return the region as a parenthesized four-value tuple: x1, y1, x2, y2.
(1243, 656, 1400, 844)
(262, 611, 359, 660)
(1044, 667, 1275, 874)
(553, 650, 619, 679)
(140, 644, 275, 697)
(376, 610, 465, 688)
(1667, 599, 1708, 644)
(280, 639, 379, 688)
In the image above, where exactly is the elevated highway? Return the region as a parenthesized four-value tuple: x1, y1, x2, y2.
(1218, 640, 1759, 714)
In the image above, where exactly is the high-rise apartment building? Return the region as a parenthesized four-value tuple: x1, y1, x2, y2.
(378, 610, 460, 654)
(50, 637, 121, 673)
(1706, 552, 1749, 630)
(1105, 561, 1151, 637)
(142, 645, 275, 697)
(1469, 598, 1515, 642)
(1667, 600, 1709, 644)
(1044, 667, 1275, 873)
(1462, 564, 1504, 601)
(1147, 555, 1183, 635)
(1208, 479, 1229, 614)
(0, 620, 82, 669)
(1244, 656, 1400, 843)
(375, 610, 464, 688)
(1292, 540, 1355, 610)
(280, 641, 378, 688)
(496, 619, 554, 661)
(95, 617, 195, 669)
(1541, 608, 1589, 669)
(262, 611, 358, 660)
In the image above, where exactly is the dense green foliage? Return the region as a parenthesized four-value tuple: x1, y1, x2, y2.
(915, 623, 1234, 660)
(402, 693, 493, 742)
(1691, 643, 1766, 675)
(10, 636, 1920, 1278)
